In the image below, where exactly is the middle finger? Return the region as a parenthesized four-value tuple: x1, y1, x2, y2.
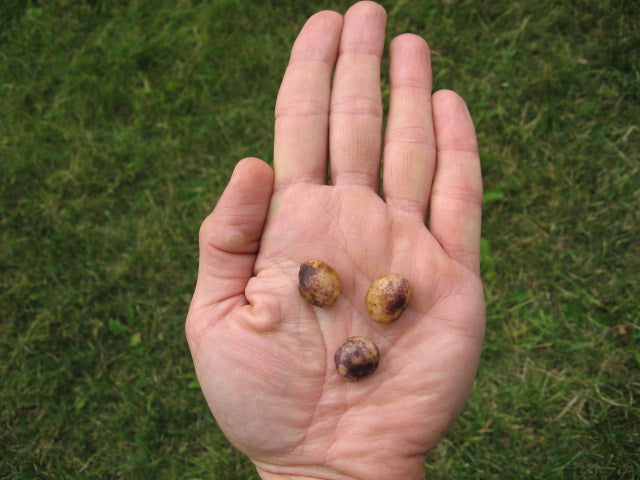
(329, 1, 386, 190)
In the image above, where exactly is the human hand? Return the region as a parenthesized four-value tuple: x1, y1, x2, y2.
(185, 2, 485, 479)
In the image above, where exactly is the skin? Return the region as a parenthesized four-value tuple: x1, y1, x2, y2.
(185, 2, 485, 480)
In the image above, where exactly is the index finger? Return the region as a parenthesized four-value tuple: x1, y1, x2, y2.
(273, 11, 343, 192)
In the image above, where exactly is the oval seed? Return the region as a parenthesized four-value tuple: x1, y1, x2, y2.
(298, 260, 342, 308)
(334, 336, 380, 382)
(365, 274, 412, 323)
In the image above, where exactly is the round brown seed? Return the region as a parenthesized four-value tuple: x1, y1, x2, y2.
(334, 336, 380, 382)
(365, 274, 412, 323)
(298, 260, 342, 308)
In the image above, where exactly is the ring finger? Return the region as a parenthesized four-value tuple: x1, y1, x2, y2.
(382, 34, 436, 219)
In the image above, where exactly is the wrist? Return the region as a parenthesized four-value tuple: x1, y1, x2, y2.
(255, 463, 361, 480)
(254, 454, 427, 480)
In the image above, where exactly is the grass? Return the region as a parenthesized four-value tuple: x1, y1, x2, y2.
(1, 0, 638, 478)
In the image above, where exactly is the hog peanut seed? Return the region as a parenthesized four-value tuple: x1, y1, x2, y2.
(334, 336, 380, 382)
(365, 274, 412, 323)
(298, 260, 342, 308)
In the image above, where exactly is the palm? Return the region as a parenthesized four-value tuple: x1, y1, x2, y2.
(191, 185, 483, 479)
(187, 3, 484, 480)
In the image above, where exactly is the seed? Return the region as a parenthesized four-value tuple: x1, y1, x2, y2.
(298, 260, 342, 308)
(365, 274, 412, 323)
(334, 336, 380, 382)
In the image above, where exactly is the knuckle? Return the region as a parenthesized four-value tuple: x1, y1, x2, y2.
(275, 96, 327, 119)
(331, 94, 383, 118)
(432, 185, 483, 207)
(385, 124, 436, 149)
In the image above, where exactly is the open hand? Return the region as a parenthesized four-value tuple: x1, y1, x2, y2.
(186, 2, 485, 479)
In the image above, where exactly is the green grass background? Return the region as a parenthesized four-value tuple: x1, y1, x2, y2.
(1, 0, 638, 478)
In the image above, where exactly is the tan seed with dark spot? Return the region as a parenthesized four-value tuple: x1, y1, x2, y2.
(365, 274, 412, 323)
(298, 260, 342, 308)
(334, 336, 380, 382)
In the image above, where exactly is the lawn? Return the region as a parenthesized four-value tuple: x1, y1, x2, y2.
(1, 0, 638, 478)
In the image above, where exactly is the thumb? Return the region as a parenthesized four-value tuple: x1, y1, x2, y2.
(187, 157, 274, 333)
